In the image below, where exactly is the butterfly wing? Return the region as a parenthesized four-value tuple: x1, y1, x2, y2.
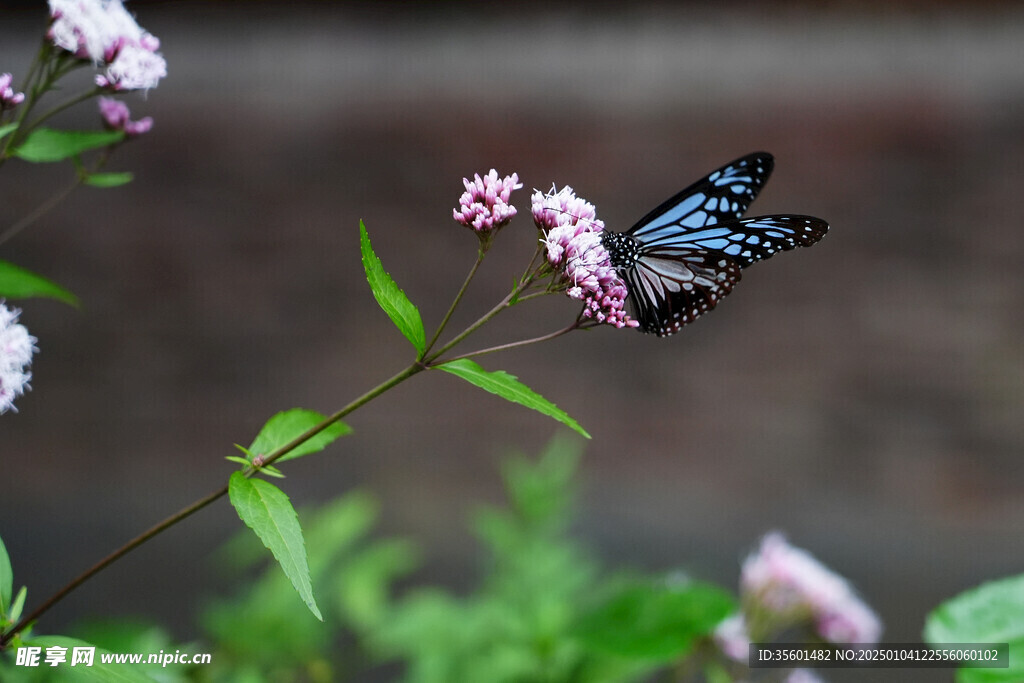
(624, 247, 742, 336)
(637, 215, 830, 268)
(625, 215, 829, 336)
(627, 151, 774, 242)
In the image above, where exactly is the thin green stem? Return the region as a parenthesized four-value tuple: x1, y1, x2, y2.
(0, 485, 227, 650)
(0, 148, 113, 247)
(422, 249, 486, 358)
(19, 41, 49, 100)
(440, 320, 580, 363)
(425, 290, 515, 364)
(25, 85, 101, 132)
(425, 245, 547, 363)
(0, 175, 81, 248)
(1, 43, 55, 160)
(0, 362, 424, 649)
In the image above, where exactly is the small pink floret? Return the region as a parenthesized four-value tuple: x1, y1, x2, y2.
(0, 73, 25, 110)
(452, 169, 523, 235)
(98, 96, 152, 137)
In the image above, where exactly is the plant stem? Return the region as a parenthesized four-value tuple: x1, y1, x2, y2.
(425, 290, 515, 364)
(441, 320, 580, 363)
(0, 42, 54, 161)
(422, 248, 486, 358)
(0, 174, 81, 248)
(425, 251, 546, 364)
(0, 147, 114, 247)
(0, 485, 227, 650)
(0, 362, 424, 648)
(25, 86, 101, 132)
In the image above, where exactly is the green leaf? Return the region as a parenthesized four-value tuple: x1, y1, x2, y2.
(437, 358, 590, 438)
(574, 580, 735, 662)
(0, 260, 80, 307)
(8, 586, 26, 623)
(0, 534, 11, 617)
(0, 123, 17, 141)
(228, 472, 322, 620)
(248, 409, 351, 464)
(259, 466, 285, 478)
(11, 128, 124, 163)
(25, 635, 157, 682)
(83, 171, 133, 188)
(924, 574, 1024, 683)
(359, 220, 425, 354)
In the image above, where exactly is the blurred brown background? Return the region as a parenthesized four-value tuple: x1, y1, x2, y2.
(2, 1, 1024, 680)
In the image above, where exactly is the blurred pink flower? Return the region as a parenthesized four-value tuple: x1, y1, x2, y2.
(0, 302, 36, 414)
(452, 169, 522, 236)
(713, 613, 751, 663)
(48, 0, 166, 90)
(533, 185, 638, 329)
(98, 96, 152, 136)
(0, 73, 25, 110)
(742, 532, 882, 645)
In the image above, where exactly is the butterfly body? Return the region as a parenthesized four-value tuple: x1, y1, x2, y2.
(602, 152, 829, 336)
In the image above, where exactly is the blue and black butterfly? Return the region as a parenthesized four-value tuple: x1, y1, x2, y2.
(601, 152, 829, 336)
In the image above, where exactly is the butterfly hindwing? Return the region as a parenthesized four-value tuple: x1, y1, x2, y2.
(627, 151, 774, 241)
(624, 247, 743, 336)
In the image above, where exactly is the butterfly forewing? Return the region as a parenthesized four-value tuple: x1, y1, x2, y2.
(638, 214, 830, 268)
(627, 151, 774, 241)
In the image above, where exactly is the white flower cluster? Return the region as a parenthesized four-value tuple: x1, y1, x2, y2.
(0, 302, 36, 414)
(48, 0, 166, 91)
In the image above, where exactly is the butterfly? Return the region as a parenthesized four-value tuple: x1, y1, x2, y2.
(600, 152, 829, 336)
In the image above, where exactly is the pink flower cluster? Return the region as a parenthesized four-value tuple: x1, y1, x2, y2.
(0, 73, 25, 111)
(715, 532, 882, 662)
(48, 0, 166, 91)
(452, 169, 522, 236)
(532, 186, 638, 329)
(99, 96, 152, 136)
(0, 302, 36, 414)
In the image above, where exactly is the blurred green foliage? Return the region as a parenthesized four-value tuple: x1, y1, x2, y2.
(0, 436, 738, 682)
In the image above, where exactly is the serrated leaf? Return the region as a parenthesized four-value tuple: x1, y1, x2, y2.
(228, 472, 321, 620)
(0, 123, 17, 141)
(248, 409, 351, 463)
(84, 171, 133, 188)
(574, 580, 735, 662)
(11, 128, 124, 162)
(924, 574, 1024, 683)
(25, 635, 156, 682)
(0, 534, 11, 617)
(0, 260, 80, 307)
(437, 358, 590, 438)
(359, 220, 425, 354)
(260, 466, 285, 478)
